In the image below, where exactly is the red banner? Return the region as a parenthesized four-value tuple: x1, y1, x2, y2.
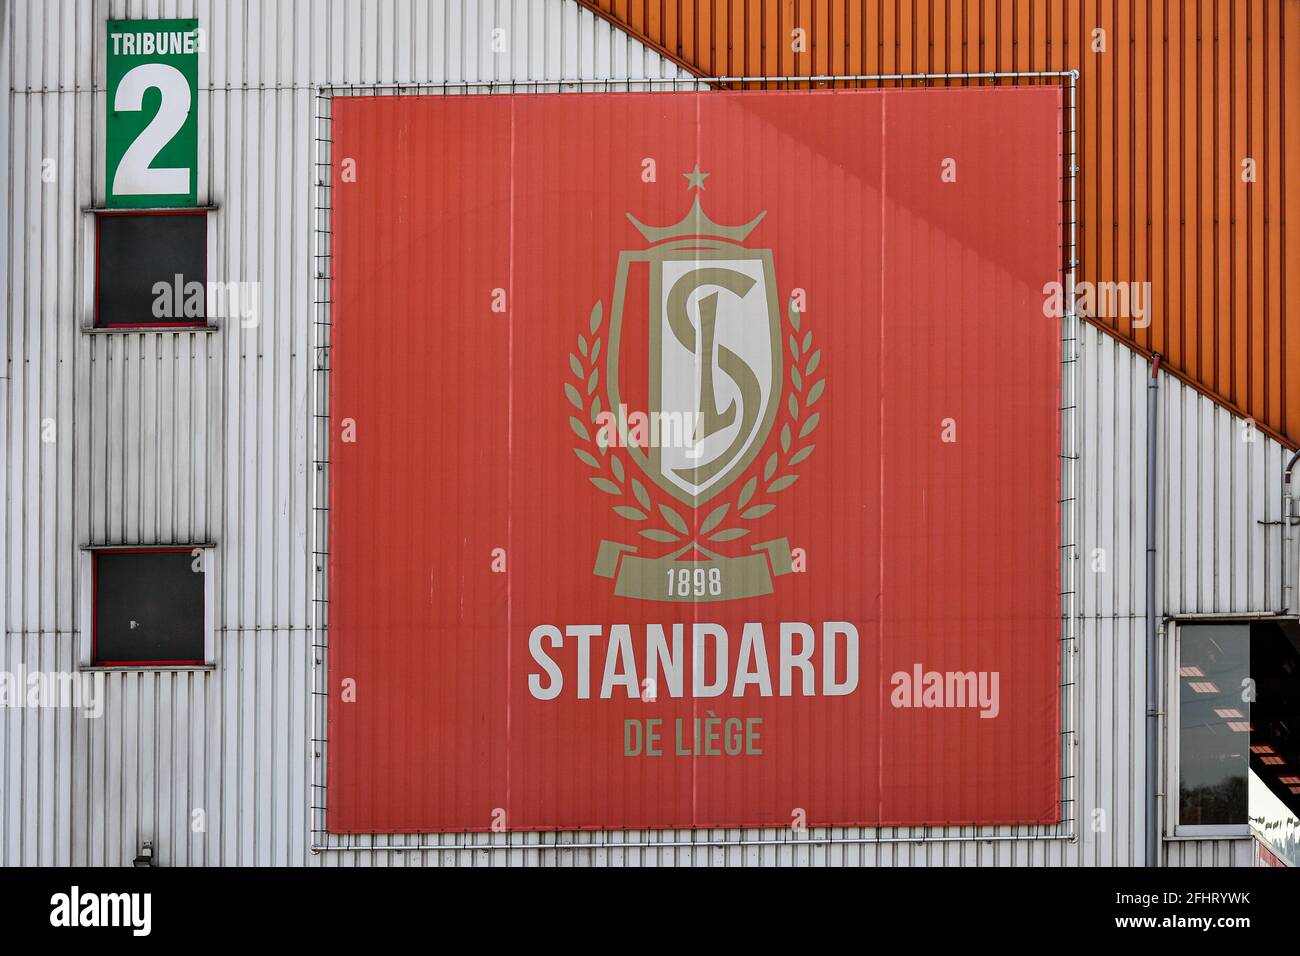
(329, 87, 1062, 832)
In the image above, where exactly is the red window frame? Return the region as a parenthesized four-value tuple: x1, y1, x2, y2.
(93, 209, 209, 330)
(91, 546, 206, 667)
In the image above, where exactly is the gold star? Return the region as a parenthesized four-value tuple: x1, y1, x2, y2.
(682, 163, 710, 191)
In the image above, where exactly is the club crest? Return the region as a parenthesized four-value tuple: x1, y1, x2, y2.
(565, 170, 825, 602)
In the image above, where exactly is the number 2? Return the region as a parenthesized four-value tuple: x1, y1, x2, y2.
(113, 63, 191, 196)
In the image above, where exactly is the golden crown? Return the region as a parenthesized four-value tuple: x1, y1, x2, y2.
(627, 195, 766, 244)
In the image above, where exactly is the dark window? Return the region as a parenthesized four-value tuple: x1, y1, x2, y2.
(1178, 624, 1250, 826)
(1178, 621, 1300, 834)
(93, 549, 205, 665)
(95, 211, 207, 328)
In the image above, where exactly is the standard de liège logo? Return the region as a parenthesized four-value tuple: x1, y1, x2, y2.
(565, 168, 824, 602)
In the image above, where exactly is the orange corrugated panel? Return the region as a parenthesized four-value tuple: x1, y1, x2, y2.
(831, 0, 847, 84)
(895, 0, 913, 75)
(1131, 0, 1148, 351)
(1116, 0, 1133, 345)
(1205, 1, 1220, 388)
(743, 1, 758, 83)
(1148, 0, 1167, 362)
(781, 0, 798, 80)
(1251, 0, 1271, 422)
(1287, 0, 1300, 440)
(1168, 0, 1187, 372)
(577, 0, 1300, 448)
(1227, 0, 1248, 411)
(1269, 1, 1289, 428)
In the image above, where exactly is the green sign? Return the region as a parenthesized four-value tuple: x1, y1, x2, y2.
(105, 19, 199, 208)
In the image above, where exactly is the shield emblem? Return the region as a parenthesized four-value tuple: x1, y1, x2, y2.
(607, 239, 783, 507)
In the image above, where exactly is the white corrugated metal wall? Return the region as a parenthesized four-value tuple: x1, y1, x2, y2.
(0, 0, 1280, 866)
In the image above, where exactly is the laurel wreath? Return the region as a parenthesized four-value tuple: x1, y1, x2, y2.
(567, 298, 822, 546)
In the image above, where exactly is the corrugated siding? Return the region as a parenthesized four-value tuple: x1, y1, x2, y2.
(0, 0, 1274, 865)
(1164, 838, 1255, 868)
(576, 0, 1300, 452)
